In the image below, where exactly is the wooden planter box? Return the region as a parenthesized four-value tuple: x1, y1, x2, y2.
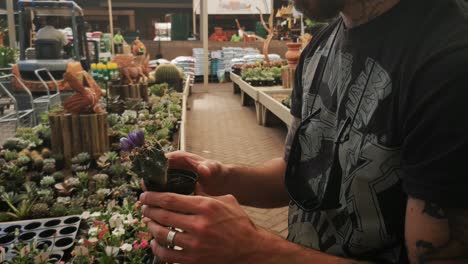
(49, 112, 109, 165)
(109, 83, 148, 101)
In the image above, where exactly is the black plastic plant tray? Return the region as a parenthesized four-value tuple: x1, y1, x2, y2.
(0, 215, 82, 263)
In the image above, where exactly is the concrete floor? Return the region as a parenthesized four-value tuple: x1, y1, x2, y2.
(186, 82, 289, 238)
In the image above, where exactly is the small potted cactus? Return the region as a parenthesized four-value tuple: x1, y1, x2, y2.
(120, 130, 197, 194)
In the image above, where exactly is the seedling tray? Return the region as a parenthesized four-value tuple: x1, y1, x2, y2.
(0, 215, 82, 263)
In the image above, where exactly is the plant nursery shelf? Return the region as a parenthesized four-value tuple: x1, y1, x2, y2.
(258, 89, 294, 127)
(231, 72, 292, 126)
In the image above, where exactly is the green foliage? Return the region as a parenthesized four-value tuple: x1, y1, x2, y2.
(0, 46, 18, 68)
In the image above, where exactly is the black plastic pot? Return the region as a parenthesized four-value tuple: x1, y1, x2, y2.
(166, 169, 198, 195)
(145, 169, 198, 195)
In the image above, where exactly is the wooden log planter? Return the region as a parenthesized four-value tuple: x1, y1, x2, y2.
(109, 83, 149, 101)
(49, 112, 109, 166)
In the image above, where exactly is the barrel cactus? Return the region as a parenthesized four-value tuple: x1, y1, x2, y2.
(30, 203, 50, 219)
(154, 64, 184, 92)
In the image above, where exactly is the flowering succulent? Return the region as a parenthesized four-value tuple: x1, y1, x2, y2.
(120, 129, 168, 191)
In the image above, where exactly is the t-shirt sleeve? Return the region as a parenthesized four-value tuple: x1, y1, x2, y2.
(401, 48, 468, 208)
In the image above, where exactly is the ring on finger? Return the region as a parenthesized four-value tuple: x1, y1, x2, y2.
(166, 230, 177, 248)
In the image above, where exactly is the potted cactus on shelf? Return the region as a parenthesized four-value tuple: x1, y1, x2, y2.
(153, 64, 184, 92)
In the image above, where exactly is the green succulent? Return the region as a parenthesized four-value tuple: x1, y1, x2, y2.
(50, 203, 68, 217)
(68, 206, 84, 215)
(3, 138, 28, 151)
(42, 159, 56, 174)
(4, 150, 18, 162)
(71, 152, 91, 172)
(156, 128, 170, 140)
(17, 155, 31, 167)
(77, 171, 89, 188)
(40, 176, 55, 187)
(30, 203, 50, 219)
(154, 64, 184, 92)
(52, 171, 65, 182)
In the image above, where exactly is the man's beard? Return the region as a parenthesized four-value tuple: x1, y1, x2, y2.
(292, 0, 346, 21)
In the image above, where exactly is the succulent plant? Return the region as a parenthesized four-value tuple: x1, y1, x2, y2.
(4, 150, 18, 162)
(71, 152, 91, 172)
(76, 171, 89, 188)
(3, 138, 28, 151)
(50, 203, 68, 217)
(29, 171, 42, 183)
(93, 173, 109, 189)
(149, 83, 168, 97)
(17, 155, 31, 168)
(68, 206, 84, 215)
(42, 159, 56, 174)
(86, 194, 102, 208)
(30, 203, 50, 219)
(121, 129, 168, 191)
(52, 171, 65, 182)
(51, 153, 65, 170)
(41, 148, 52, 159)
(40, 176, 56, 187)
(33, 157, 44, 171)
(97, 151, 119, 169)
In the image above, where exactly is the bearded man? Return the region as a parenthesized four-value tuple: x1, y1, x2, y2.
(141, 0, 468, 263)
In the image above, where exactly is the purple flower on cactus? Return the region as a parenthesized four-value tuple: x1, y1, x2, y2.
(120, 138, 132, 152)
(120, 129, 145, 152)
(128, 130, 145, 148)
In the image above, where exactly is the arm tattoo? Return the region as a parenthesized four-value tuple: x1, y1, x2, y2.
(416, 202, 468, 263)
(283, 117, 301, 161)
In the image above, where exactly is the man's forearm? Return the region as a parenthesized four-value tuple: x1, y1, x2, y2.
(250, 229, 372, 264)
(221, 158, 289, 208)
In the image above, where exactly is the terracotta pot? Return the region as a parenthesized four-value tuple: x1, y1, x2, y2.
(285, 42, 302, 70)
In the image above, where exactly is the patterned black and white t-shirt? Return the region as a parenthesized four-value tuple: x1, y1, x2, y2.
(286, 0, 468, 263)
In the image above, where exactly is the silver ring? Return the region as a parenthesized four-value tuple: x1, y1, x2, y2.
(166, 230, 177, 247)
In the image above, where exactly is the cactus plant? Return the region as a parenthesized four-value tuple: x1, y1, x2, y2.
(154, 64, 184, 92)
(4, 150, 18, 162)
(17, 156, 31, 168)
(30, 203, 50, 219)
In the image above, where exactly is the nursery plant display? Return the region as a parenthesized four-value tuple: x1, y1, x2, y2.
(152, 64, 185, 92)
(240, 61, 286, 87)
(0, 80, 187, 263)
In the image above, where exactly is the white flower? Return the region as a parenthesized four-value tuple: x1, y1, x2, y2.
(124, 213, 134, 225)
(105, 246, 120, 257)
(88, 227, 99, 236)
(88, 237, 98, 244)
(120, 243, 132, 253)
(78, 238, 84, 245)
(80, 211, 91, 220)
(112, 227, 125, 237)
(90, 212, 102, 218)
(109, 213, 125, 228)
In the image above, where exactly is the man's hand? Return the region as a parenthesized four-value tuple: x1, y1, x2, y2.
(406, 198, 468, 264)
(140, 192, 264, 264)
(167, 151, 226, 196)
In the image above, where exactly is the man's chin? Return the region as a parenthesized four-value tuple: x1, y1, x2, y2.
(292, 0, 343, 21)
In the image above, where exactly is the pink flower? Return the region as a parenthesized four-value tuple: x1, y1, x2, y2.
(133, 241, 141, 250)
(140, 240, 149, 249)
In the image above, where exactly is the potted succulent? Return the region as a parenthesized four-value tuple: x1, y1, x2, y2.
(121, 130, 197, 194)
